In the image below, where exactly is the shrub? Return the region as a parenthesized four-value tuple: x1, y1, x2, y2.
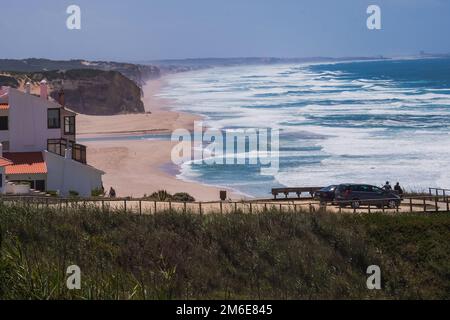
(147, 190, 172, 201)
(91, 188, 105, 197)
(46, 190, 58, 197)
(68, 190, 79, 197)
(145, 191, 195, 202)
(172, 193, 195, 202)
(0, 204, 448, 300)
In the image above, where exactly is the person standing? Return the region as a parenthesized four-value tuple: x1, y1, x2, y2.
(109, 187, 116, 198)
(394, 182, 404, 197)
(383, 181, 392, 191)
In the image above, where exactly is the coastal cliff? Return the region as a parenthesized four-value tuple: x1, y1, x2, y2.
(0, 59, 160, 115)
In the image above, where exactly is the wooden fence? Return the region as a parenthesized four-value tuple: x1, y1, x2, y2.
(0, 194, 449, 215)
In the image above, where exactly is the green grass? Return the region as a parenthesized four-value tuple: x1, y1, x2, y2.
(0, 203, 448, 300)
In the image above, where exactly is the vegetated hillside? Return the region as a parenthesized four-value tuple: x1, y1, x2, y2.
(0, 69, 145, 115)
(0, 75, 19, 88)
(0, 204, 448, 300)
(0, 58, 160, 86)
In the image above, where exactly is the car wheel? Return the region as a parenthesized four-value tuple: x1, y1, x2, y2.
(351, 200, 361, 209)
(388, 200, 397, 209)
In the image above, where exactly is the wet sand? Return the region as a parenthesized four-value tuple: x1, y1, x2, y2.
(77, 78, 241, 201)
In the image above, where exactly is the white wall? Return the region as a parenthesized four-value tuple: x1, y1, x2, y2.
(44, 151, 104, 197)
(5, 182, 31, 195)
(8, 88, 62, 152)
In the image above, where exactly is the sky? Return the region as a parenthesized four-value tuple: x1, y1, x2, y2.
(0, 0, 449, 62)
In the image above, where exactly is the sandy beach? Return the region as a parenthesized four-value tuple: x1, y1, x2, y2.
(77, 78, 240, 201)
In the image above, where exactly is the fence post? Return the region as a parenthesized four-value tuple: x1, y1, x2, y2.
(184, 202, 187, 213)
(368, 204, 371, 214)
(249, 203, 252, 214)
(169, 201, 172, 212)
(409, 198, 413, 213)
(124, 200, 127, 213)
(220, 202, 223, 214)
(199, 202, 202, 215)
(154, 201, 157, 214)
(139, 200, 142, 215)
(423, 199, 427, 212)
(447, 196, 449, 212)
(435, 196, 439, 213)
(235, 202, 237, 213)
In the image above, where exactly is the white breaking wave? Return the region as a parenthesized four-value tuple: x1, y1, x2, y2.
(158, 62, 450, 195)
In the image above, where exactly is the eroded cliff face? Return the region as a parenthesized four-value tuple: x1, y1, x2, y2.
(0, 69, 146, 115)
(47, 70, 145, 115)
(0, 59, 160, 115)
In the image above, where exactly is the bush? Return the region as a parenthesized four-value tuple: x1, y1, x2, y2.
(172, 193, 195, 202)
(68, 190, 79, 197)
(145, 190, 195, 202)
(46, 190, 58, 197)
(91, 188, 105, 197)
(0, 204, 448, 300)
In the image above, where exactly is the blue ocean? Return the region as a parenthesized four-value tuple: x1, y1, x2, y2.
(158, 58, 450, 197)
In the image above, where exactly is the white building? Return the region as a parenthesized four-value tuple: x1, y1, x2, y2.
(0, 81, 104, 197)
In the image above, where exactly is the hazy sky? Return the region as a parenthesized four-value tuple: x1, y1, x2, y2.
(1, 0, 449, 61)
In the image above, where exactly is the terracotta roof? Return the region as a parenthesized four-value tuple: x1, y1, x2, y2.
(0, 157, 13, 167)
(3, 152, 47, 175)
(0, 103, 8, 110)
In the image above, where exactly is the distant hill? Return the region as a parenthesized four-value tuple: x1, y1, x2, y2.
(0, 59, 161, 115)
(145, 56, 390, 72)
(0, 58, 160, 86)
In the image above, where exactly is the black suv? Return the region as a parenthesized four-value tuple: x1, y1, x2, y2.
(335, 184, 401, 209)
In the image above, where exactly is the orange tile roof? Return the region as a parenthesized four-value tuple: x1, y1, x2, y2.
(0, 103, 8, 110)
(3, 152, 47, 175)
(0, 157, 13, 167)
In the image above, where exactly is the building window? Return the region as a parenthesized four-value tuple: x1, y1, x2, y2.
(48, 108, 61, 129)
(0, 116, 8, 130)
(64, 116, 76, 135)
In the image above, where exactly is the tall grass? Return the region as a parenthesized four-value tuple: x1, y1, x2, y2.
(0, 203, 448, 300)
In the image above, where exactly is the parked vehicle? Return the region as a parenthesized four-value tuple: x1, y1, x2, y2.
(314, 185, 337, 204)
(335, 184, 402, 209)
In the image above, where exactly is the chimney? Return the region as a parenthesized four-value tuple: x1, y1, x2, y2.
(58, 88, 65, 107)
(40, 79, 48, 100)
(25, 82, 31, 94)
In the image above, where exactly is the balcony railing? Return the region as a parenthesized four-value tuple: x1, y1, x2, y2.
(47, 139, 87, 164)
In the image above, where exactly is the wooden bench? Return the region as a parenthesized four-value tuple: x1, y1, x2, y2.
(271, 187, 323, 200)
